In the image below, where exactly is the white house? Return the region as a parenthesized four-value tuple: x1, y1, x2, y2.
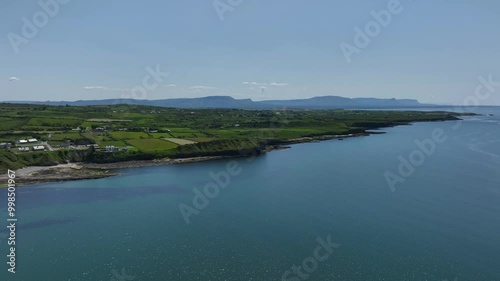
(105, 145, 119, 152)
(28, 138, 38, 143)
(33, 145, 45, 151)
(18, 139, 28, 144)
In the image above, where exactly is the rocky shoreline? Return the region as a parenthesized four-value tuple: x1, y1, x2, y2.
(0, 131, 382, 187)
(0, 164, 117, 187)
(81, 155, 242, 170)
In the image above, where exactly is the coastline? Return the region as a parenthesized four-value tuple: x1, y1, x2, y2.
(81, 155, 244, 170)
(0, 164, 117, 187)
(0, 132, 375, 187)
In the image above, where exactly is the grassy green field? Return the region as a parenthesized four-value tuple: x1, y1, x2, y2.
(0, 103, 466, 171)
(163, 138, 197, 145)
(110, 132, 149, 140)
(48, 131, 82, 141)
(126, 139, 178, 152)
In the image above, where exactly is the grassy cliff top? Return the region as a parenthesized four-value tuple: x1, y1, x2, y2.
(0, 103, 467, 171)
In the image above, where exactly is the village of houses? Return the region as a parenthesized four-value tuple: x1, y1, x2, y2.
(0, 109, 218, 155)
(0, 122, 191, 155)
(0, 126, 134, 154)
(0, 136, 126, 153)
(0, 138, 46, 152)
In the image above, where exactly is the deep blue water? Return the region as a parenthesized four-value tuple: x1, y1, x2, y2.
(1, 107, 499, 281)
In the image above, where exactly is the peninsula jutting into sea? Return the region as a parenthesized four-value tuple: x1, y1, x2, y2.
(0, 99, 470, 185)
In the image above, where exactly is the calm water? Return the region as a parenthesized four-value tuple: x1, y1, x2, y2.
(1, 107, 499, 281)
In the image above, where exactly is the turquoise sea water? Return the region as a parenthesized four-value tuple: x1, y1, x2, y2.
(1, 107, 499, 281)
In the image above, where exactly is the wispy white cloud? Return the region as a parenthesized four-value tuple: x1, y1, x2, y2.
(269, 82, 288, 87)
(8, 77, 20, 82)
(164, 84, 177, 87)
(83, 86, 105, 90)
(243, 81, 288, 87)
(190, 86, 217, 90)
(83, 86, 129, 92)
(243, 81, 266, 86)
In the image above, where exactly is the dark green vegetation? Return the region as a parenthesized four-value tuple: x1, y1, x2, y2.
(0, 103, 464, 171)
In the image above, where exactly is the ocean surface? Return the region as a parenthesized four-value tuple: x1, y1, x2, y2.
(1, 107, 499, 281)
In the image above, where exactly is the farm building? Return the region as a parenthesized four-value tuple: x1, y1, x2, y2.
(28, 138, 38, 143)
(105, 145, 119, 152)
(0, 143, 12, 148)
(33, 146, 45, 151)
(87, 144, 100, 151)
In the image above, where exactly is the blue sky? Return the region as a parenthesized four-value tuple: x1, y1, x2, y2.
(1, 0, 500, 105)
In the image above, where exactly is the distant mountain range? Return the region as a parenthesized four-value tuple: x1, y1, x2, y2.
(6, 96, 434, 109)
